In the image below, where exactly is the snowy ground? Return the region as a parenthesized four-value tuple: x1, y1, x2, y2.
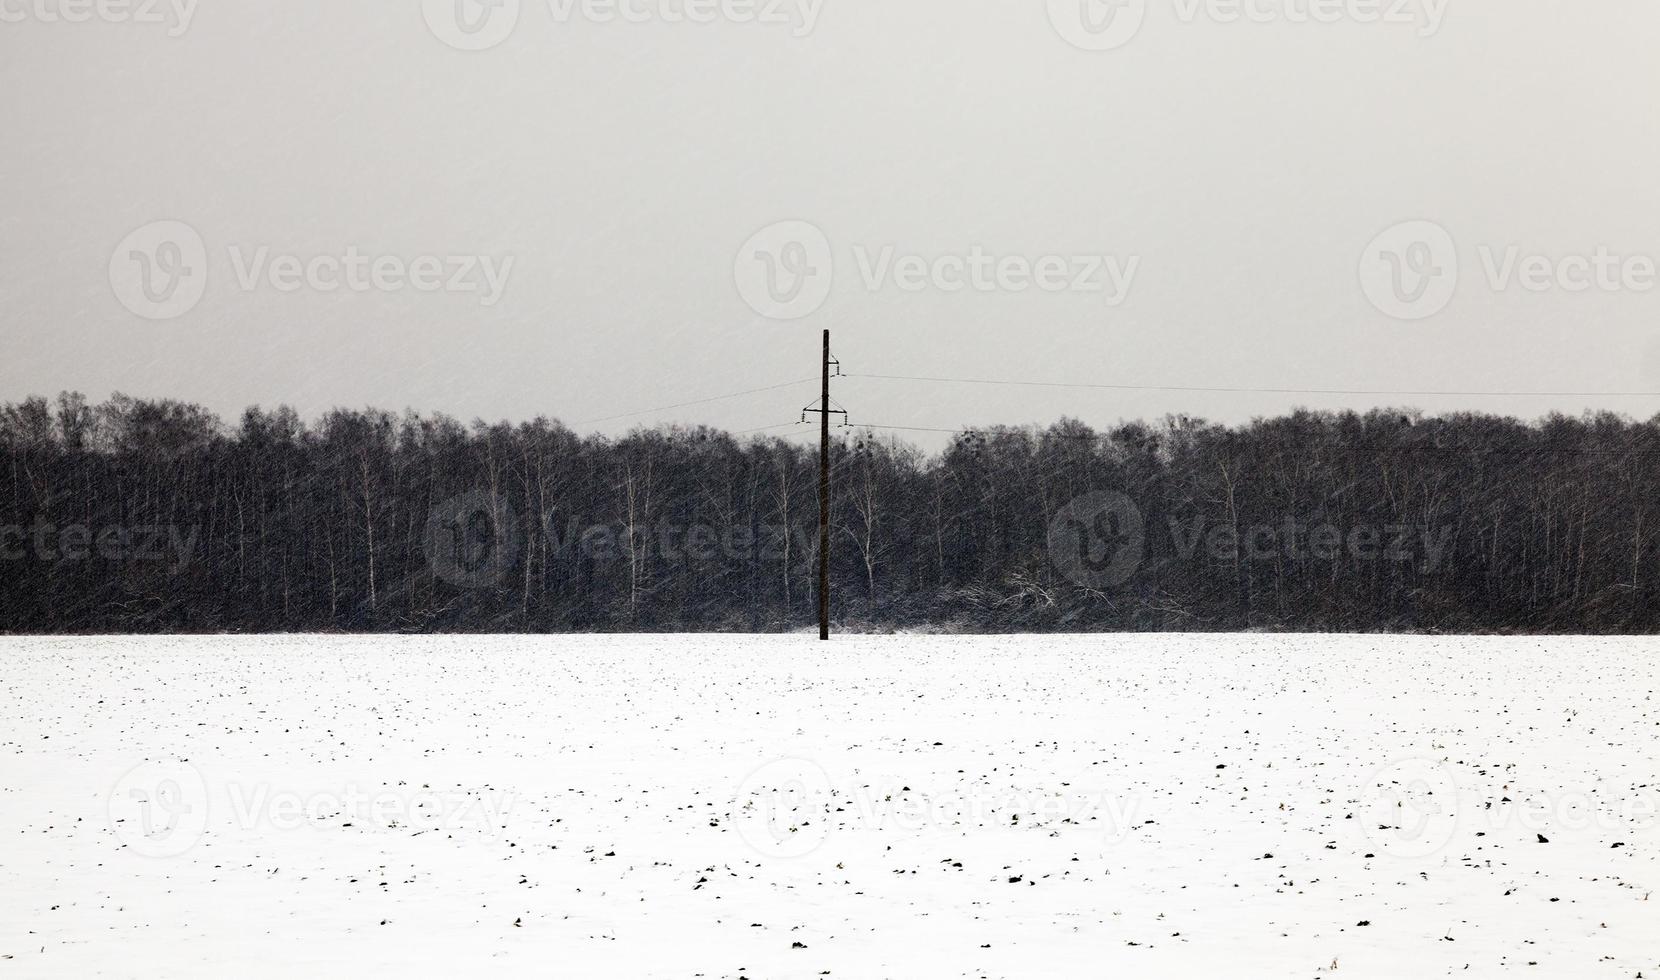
(1, 634, 1657, 979)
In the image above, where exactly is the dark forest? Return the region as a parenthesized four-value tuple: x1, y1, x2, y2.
(3, 391, 1657, 634)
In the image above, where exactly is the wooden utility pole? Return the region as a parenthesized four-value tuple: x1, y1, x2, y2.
(803, 330, 843, 640)
(818, 330, 831, 639)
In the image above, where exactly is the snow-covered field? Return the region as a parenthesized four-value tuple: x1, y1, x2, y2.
(1, 634, 1656, 979)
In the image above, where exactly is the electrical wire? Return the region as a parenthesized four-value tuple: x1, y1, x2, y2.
(732, 421, 807, 436)
(847, 373, 1660, 399)
(580, 377, 818, 426)
(848, 422, 1660, 457)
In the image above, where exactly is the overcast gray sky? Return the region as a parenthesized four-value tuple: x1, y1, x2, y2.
(2, 0, 1658, 449)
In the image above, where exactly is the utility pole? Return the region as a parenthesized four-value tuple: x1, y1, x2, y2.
(803, 330, 843, 640)
(819, 329, 830, 641)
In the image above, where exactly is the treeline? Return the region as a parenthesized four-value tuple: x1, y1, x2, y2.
(3, 391, 1659, 634)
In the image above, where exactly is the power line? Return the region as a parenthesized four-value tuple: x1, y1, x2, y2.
(848, 373, 1660, 400)
(580, 377, 817, 426)
(744, 416, 1660, 462)
(581, 368, 1653, 432)
(851, 422, 1660, 458)
(732, 421, 807, 436)
(852, 423, 970, 435)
